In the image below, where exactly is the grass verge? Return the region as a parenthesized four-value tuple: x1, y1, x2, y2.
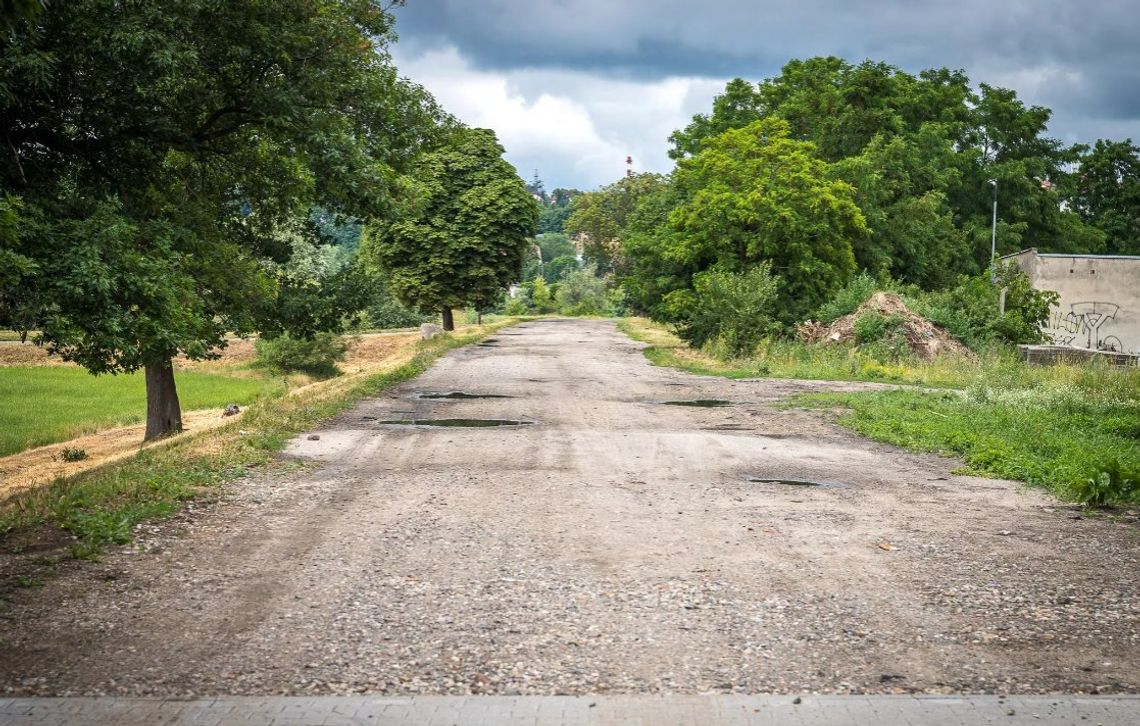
(618, 317, 978, 388)
(0, 323, 511, 561)
(795, 380, 1139, 504)
(0, 367, 284, 456)
(619, 317, 1140, 504)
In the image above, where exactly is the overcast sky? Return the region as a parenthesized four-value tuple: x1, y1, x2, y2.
(390, 0, 1140, 190)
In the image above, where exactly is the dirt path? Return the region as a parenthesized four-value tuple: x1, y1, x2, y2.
(1, 320, 1136, 697)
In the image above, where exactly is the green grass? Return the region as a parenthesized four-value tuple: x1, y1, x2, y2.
(0, 324, 511, 562)
(0, 367, 284, 457)
(619, 317, 1140, 504)
(796, 375, 1139, 504)
(618, 317, 979, 388)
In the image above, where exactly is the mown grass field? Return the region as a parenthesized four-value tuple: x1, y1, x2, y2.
(0, 367, 284, 457)
(620, 317, 1140, 505)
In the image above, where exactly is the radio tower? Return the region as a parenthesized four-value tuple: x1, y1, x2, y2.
(626, 155, 633, 177)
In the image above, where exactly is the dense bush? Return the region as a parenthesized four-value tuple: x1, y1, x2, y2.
(910, 263, 1058, 349)
(254, 332, 349, 378)
(363, 290, 431, 329)
(674, 263, 781, 358)
(555, 264, 608, 315)
(815, 272, 882, 323)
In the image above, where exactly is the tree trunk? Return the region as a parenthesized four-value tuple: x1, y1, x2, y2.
(144, 359, 183, 442)
(441, 307, 455, 331)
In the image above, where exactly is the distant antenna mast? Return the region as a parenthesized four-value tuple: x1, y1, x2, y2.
(626, 155, 633, 177)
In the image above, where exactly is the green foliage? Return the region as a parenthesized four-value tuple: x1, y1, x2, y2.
(362, 127, 538, 320)
(814, 272, 882, 323)
(798, 366, 1140, 505)
(537, 233, 576, 262)
(59, 447, 88, 463)
(546, 254, 581, 283)
(538, 205, 573, 233)
(668, 78, 764, 160)
(363, 284, 431, 329)
(261, 229, 371, 340)
(853, 310, 891, 343)
(672, 264, 781, 358)
(910, 263, 1058, 348)
(565, 173, 669, 273)
(1073, 139, 1140, 255)
(530, 276, 557, 314)
(1, 0, 449, 436)
(555, 264, 608, 316)
(664, 56, 1109, 282)
(254, 333, 349, 379)
(1072, 464, 1138, 507)
(667, 118, 865, 323)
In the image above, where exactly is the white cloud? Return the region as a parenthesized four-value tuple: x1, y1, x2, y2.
(393, 45, 727, 189)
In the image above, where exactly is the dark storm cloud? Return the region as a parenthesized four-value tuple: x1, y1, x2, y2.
(395, 0, 1140, 138)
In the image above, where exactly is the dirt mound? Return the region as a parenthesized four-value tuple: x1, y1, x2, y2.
(797, 292, 974, 359)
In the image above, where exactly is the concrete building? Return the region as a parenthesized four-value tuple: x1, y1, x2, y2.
(1004, 249, 1140, 355)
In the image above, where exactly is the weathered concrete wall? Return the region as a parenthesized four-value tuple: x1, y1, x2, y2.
(1006, 249, 1140, 354)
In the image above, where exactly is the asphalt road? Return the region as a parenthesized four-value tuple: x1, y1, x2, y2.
(1, 319, 1137, 698)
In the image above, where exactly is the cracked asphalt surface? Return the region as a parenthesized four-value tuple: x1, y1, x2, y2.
(1, 319, 1137, 697)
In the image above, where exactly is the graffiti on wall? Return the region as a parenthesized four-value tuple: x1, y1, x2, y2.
(1048, 301, 1124, 351)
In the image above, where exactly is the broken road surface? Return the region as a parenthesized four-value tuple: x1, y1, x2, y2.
(2, 320, 1137, 696)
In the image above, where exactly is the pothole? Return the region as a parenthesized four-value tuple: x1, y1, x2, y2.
(746, 476, 847, 489)
(416, 391, 513, 400)
(372, 419, 534, 428)
(661, 399, 734, 407)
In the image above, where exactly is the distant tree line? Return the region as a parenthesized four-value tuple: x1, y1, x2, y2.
(554, 57, 1139, 340)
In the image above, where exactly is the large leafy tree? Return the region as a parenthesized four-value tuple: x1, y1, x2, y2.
(1072, 139, 1140, 255)
(362, 127, 538, 331)
(666, 57, 1108, 284)
(665, 118, 866, 323)
(0, 0, 444, 440)
(668, 78, 764, 160)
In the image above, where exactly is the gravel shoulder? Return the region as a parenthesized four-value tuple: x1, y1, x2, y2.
(1, 319, 1136, 697)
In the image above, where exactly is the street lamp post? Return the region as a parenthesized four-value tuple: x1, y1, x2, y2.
(988, 179, 998, 282)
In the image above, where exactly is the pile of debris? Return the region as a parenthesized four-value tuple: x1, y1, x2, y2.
(797, 292, 975, 360)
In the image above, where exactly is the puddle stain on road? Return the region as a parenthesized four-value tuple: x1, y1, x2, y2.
(415, 391, 513, 400)
(661, 399, 734, 408)
(746, 476, 848, 489)
(370, 418, 534, 428)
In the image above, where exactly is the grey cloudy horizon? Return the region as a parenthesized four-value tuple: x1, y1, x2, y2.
(390, 0, 1140, 190)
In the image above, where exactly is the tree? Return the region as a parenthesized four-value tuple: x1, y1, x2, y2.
(829, 124, 971, 287)
(672, 264, 781, 358)
(564, 173, 669, 273)
(667, 118, 866, 323)
(668, 78, 763, 160)
(536, 232, 576, 261)
(363, 127, 538, 330)
(555, 263, 608, 315)
(1, 0, 445, 440)
(545, 254, 580, 283)
(1074, 139, 1140, 255)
